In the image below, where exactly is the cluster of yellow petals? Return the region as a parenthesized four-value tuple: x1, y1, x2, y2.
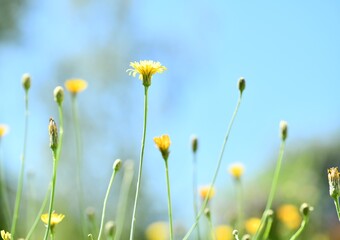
(153, 134, 171, 153)
(199, 185, 215, 200)
(277, 204, 301, 229)
(64, 79, 88, 94)
(245, 217, 261, 235)
(215, 225, 233, 240)
(0, 125, 9, 138)
(41, 212, 65, 228)
(0, 230, 11, 240)
(228, 163, 244, 179)
(145, 221, 169, 240)
(127, 60, 166, 86)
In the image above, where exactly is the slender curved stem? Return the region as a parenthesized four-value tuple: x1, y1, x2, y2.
(0, 138, 11, 227)
(192, 151, 201, 240)
(11, 89, 29, 239)
(183, 94, 243, 240)
(206, 213, 216, 240)
(97, 167, 119, 240)
(235, 179, 243, 234)
(289, 215, 308, 240)
(164, 160, 174, 240)
(253, 140, 286, 240)
(129, 86, 149, 240)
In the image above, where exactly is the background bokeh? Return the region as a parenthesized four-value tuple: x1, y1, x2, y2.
(0, 0, 340, 239)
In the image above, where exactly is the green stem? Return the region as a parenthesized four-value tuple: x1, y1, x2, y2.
(289, 215, 308, 240)
(26, 183, 51, 239)
(164, 160, 174, 240)
(71, 94, 87, 239)
(183, 94, 243, 240)
(253, 140, 286, 240)
(0, 139, 11, 228)
(334, 198, 340, 221)
(114, 161, 134, 240)
(43, 150, 58, 240)
(262, 212, 273, 240)
(97, 167, 119, 240)
(192, 152, 201, 240)
(129, 86, 149, 240)
(235, 179, 243, 234)
(11, 89, 29, 239)
(206, 213, 216, 240)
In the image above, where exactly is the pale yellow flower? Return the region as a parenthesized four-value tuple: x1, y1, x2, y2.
(154, 134, 171, 160)
(64, 79, 87, 94)
(328, 167, 340, 198)
(228, 163, 244, 180)
(127, 60, 167, 87)
(41, 212, 65, 230)
(0, 230, 11, 240)
(199, 185, 215, 200)
(215, 225, 232, 240)
(145, 222, 169, 240)
(277, 204, 301, 230)
(0, 125, 9, 138)
(245, 217, 261, 235)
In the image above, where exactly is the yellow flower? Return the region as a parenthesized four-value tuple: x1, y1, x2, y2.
(145, 222, 169, 240)
(228, 163, 244, 180)
(245, 217, 261, 235)
(199, 185, 215, 200)
(127, 60, 167, 87)
(41, 212, 65, 230)
(215, 225, 232, 240)
(0, 125, 9, 138)
(277, 204, 301, 230)
(0, 230, 11, 240)
(64, 79, 87, 94)
(154, 134, 171, 160)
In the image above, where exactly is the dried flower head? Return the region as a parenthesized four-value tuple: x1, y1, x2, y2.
(0, 230, 11, 240)
(229, 163, 245, 180)
(0, 125, 9, 138)
(64, 79, 88, 94)
(199, 185, 215, 200)
(328, 167, 340, 199)
(48, 118, 58, 151)
(153, 134, 171, 160)
(41, 212, 65, 231)
(127, 60, 167, 87)
(277, 204, 301, 229)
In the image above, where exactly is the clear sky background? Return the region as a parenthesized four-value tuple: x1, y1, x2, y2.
(0, 0, 339, 228)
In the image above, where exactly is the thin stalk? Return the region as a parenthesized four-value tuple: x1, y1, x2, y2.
(115, 161, 134, 240)
(164, 160, 174, 240)
(334, 198, 340, 221)
(97, 167, 119, 240)
(0, 138, 11, 227)
(26, 184, 51, 240)
(205, 211, 216, 240)
(129, 86, 149, 240)
(43, 150, 58, 240)
(11, 89, 29, 239)
(289, 215, 308, 240)
(71, 94, 87, 239)
(253, 140, 286, 240)
(192, 151, 200, 240)
(262, 212, 273, 240)
(235, 179, 243, 234)
(183, 94, 243, 240)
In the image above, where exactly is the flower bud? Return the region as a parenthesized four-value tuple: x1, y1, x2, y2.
(242, 234, 251, 240)
(48, 118, 58, 151)
(113, 159, 122, 171)
(204, 208, 211, 218)
(300, 203, 313, 217)
(105, 221, 116, 238)
(191, 135, 198, 153)
(54, 86, 64, 105)
(22, 73, 31, 91)
(328, 167, 340, 199)
(238, 77, 246, 94)
(280, 120, 288, 141)
(86, 207, 96, 221)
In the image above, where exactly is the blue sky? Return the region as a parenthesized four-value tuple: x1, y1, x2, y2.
(0, 0, 339, 228)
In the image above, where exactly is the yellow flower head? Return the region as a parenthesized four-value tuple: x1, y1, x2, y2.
(328, 167, 340, 199)
(0, 125, 9, 138)
(41, 212, 65, 230)
(64, 79, 88, 94)
(127, 60, 167, 87)
(0, 230, 11, 240)
(153, 134, 171, 160)
(145, 221, 169, 240)
(277, 204, 301, 230)
(215, 225, 233, 240)
(199, 185, 215, 200)
(228, 163, 244, 180)
(245, 217, 261, 235)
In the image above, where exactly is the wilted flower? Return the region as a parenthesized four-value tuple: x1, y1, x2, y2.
(64, 79, 88, 94)
(127, 60, 167, 87)
(48, 118, 58, 151)
(328, 167, 340, 199)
